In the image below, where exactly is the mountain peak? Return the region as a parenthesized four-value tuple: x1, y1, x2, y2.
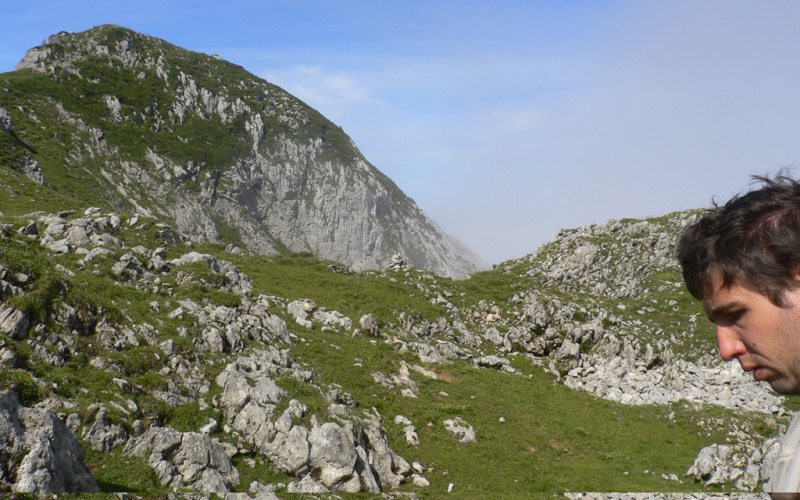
(3, 25, 483, 277)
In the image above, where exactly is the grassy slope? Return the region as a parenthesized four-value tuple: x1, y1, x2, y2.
(0, 208, 780, 497)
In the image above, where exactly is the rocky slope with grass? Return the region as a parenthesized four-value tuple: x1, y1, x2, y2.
(0, 201, 786, 497)
(1, 25, 482, 278)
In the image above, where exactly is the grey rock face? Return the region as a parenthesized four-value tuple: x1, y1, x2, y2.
(19, 156, 47, 185)
(217, 151, 480, 278)
(0, 106, 11, 131)
(0, 391, 100, 493)
(0, 304, 29, 339)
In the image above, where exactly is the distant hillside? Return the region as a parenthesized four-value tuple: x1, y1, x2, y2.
(0, 25, 482, 278)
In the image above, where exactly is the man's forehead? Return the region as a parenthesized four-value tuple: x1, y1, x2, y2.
(703, 270, 757, 299)
(702, 273, 750, 310)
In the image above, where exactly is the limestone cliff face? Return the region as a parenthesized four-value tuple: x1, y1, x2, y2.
(6, 25, 482, 277)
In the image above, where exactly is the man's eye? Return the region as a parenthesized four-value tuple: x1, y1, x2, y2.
(723, 310, 745, 324)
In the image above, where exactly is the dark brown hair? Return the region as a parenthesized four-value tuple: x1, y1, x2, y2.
(677, 172, 800, 306)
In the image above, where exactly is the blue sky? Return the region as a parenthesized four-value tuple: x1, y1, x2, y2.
(3, 1, 800, 265)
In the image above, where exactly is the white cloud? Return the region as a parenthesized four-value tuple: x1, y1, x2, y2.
(261, 65, 384, 122)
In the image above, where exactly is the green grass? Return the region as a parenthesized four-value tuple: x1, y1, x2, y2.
(0, 234, 67, 323)
(230, 252, 446, 326)
(84, 448, 166, 495)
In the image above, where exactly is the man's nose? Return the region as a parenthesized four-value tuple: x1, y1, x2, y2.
(717, 326, 747, 361)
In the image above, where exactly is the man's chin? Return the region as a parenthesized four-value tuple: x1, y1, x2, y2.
(767, 378, 800, 395)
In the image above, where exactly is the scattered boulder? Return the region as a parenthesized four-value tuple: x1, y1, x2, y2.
(386, 253, 406, 272)
(170, 252, 252, 295)
(443, 416, 477, 444)
(359, 313, 380, 336)
(314, 309, 352, 332)
(287, 299, 317, 319)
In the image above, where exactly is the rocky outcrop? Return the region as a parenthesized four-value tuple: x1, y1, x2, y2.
(215, 354, 412, 493)
(370, 211, 789, 492)
(0, 206, 426, 495)
(124, 426, 240, 496)
(563, 346, 785, 413)
(685, 440, 780, 492)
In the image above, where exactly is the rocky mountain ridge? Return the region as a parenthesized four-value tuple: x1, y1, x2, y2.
(1, 25, 482, 278)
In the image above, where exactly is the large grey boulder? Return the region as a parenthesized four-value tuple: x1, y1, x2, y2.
(308, 421, 359, 491)
(0, 391, 100, 493)
(685, 443, 734, 486)
(264, 423, 310, 475)
(287, 299, 316, 328)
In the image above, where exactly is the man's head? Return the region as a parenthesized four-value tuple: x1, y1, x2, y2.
(678, 173, 800, 307)
(677, 173, 800, 394)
